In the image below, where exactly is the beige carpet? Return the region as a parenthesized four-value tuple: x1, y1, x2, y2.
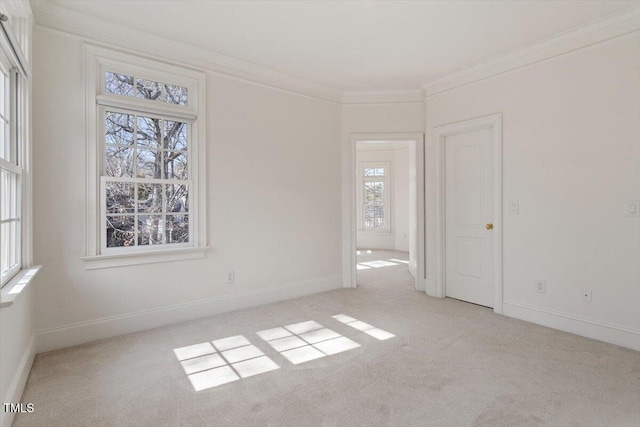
(15, 250, 640, 426)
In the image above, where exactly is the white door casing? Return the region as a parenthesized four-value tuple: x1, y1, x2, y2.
(433, 114, 502, 314)
(445, 128, 494, 307)
(343, 133, 425, 292)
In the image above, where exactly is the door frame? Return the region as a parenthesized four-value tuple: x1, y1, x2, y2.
(433, 114, 503, 314)
(342, 132, 425, 291)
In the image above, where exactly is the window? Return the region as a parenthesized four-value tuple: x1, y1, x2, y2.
(361, 163, 390, 231)
(0, 45, 22, 287)
(85, 46, 206, 268)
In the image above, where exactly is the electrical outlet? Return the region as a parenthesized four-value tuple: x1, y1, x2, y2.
(534, 279, 546, 294)
(226, 271, 235, 284)
(580, 289, 592, 303)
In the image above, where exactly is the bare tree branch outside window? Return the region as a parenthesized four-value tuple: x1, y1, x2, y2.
(104, 72, 190, 248)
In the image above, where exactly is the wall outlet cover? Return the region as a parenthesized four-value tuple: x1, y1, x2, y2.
(580, 289, 592, 303)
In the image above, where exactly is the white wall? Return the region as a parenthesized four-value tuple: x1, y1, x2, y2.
(342, 103, 425, 137)
(425, 33, 640, 349)
(32, 27, 342, 351)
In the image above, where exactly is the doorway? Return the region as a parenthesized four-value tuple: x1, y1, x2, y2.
(343, 133, 425, 292)
(433, 114, 503, 313)
(355, 141, 414, 288)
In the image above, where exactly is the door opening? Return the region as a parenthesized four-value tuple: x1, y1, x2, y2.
(343, 133, 425, 292)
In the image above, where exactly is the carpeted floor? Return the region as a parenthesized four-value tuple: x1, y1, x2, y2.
(15, 250, 640, 426)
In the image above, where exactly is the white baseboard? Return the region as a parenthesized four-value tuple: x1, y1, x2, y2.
(1, 334, 35, 427)
(503, 301, 640, 351)
(36, 275, 342, 353)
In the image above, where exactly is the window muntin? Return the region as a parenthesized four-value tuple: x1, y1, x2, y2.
(361, 163, 389, 231)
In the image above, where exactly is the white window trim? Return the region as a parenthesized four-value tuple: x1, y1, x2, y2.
(83, 45, 207, 269)
(0, 4, 36, 307)
(358, 161, 391, 234)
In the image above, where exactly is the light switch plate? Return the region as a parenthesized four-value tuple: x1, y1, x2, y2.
(509, 200, 519, 215)
(626, 200, 639, 217)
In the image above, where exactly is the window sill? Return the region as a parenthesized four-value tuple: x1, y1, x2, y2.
(0, 266, 42, 308)
(82, 246, 209, 270)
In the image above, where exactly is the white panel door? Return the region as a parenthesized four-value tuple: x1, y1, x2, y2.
(444, 128, 494, 307)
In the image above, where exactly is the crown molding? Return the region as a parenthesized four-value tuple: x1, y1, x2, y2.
(30, 2, 640, 104)
(31, 1, 342, 103)
(422, 6, 640, 97)
(342, 88, 425, 104)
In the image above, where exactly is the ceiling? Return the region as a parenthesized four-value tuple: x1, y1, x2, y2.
(32, 0, 638, 92)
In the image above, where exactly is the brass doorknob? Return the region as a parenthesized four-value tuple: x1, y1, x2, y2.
(486, 223, 494, 230)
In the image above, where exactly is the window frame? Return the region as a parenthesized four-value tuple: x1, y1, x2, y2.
(0, 4, 35, 301)
(0, 38, 23, 287)
(359, 162, 391, 233)
(84, 45, 207, 269)
(98, 106, 193, 254)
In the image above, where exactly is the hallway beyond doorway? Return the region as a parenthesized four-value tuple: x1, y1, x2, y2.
(356, 249, 415, 290)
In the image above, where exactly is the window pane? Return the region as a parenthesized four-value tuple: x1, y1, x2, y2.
(106, 182, 135, 214)
(9, 220, 18, 267)
(364, 181, 384, 204)
(136, 78, 163, 101)
(137, 115, 162, 148)
(164, 84, 188, 106)
(106, 71, 187, 107)
(137, 148, 162, 179)
(0, 121, 6, 161)
(0, 170, 6, 220)
(1, 170, 18, 228)
(166, 214, 189, 243)
(163, 120, 187, 150)
(105, 112, 134, 146)
(364, 206, 385, 229)
(1, 222, 8, 275)
(0, 71, 6, 118)
(137, 183, 163, 213)
(138, 215, 164, 245)
(363, 167, 385, 177)
(105, 145, 134, 177)
(165, 184, 188, 213)
(165, 151, 188, 180)
(106, 215, 135, 248)
(105, 72, 134, 96)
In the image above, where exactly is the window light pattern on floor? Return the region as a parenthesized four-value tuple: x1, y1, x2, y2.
(256, 320, 361, 365)
(356, 258, 408, 270)
(332, 314, 396, 340)
(173, 335, 280, 391)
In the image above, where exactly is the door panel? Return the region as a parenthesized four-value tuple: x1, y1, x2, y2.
(445, 128, 494, 307)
